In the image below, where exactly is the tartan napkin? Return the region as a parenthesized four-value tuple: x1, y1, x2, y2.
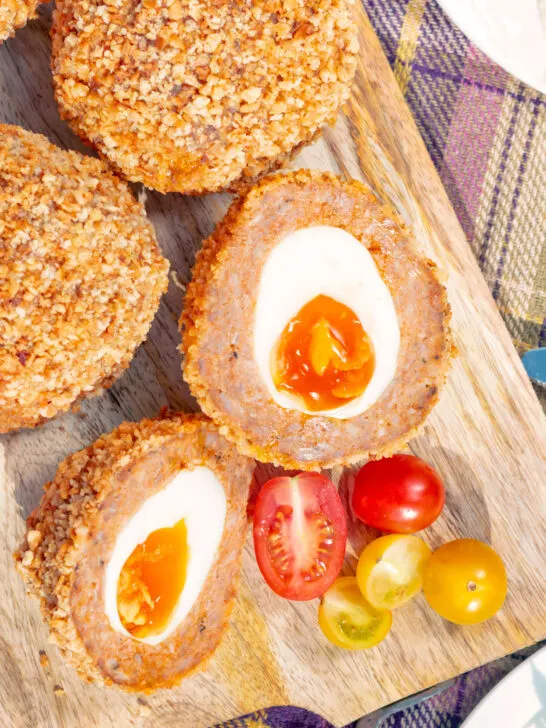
(369, 0, 545, 402)
(215, 643, 541, 727)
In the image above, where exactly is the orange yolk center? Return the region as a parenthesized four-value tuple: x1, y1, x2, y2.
(117, 518, 188, 639)
(272, 294, 375, 411)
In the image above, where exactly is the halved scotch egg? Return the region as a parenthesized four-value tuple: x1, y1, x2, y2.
(15, 413, 254, 691)
(182, 170, 453, 470)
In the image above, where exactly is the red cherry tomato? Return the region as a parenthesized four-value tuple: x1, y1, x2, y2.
(253, 473, 347, 600)
(352, 454, 445, 534)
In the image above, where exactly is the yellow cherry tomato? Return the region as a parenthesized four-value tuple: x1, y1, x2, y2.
(318, 577, 392, 650)
(423, 539, 507, 625)
(356, 534, 431, 610)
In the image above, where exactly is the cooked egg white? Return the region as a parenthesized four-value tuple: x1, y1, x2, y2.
(104, 466, 226, 646)
(253, 226, 400, 419)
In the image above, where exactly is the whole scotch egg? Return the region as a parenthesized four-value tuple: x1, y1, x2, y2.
(51, 0, 358, 194)
(15, 413, 254, 691)
(0, 124, 168, 433)
(182, 170, 453, 470)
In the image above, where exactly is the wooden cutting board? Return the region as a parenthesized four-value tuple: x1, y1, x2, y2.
(1, 3, 545, 728)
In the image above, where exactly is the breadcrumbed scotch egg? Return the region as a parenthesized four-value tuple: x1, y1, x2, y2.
(182, 170, 453, 470)
(15, 413, 254, 691)
(51, 0, 358, 194)
(0, 124, 168, 433)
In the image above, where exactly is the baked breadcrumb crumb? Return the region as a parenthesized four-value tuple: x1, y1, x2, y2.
(0, 0, 40, 44)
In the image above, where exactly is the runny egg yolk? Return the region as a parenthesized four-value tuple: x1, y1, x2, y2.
(117, 518, 188, 639)
(271, 294, 375, 411)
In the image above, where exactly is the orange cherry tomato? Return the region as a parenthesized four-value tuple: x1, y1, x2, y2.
(423, 539, 507, 625)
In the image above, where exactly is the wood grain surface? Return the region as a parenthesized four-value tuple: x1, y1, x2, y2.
(1, 3, 545, 728)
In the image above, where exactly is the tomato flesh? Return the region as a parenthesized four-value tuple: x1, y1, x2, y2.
(253, 473, 347, 600)
(356, 534, 431, 610)
(352, 454, 445, 534)
(423, 539, 507, 625)
(318, 577, 392, 650)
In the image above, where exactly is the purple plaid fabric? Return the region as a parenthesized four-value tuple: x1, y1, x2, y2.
(215, 644, 541, 728)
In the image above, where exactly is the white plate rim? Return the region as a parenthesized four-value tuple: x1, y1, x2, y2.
(435, 0, 546, 94)
(461, 644, 546, 727)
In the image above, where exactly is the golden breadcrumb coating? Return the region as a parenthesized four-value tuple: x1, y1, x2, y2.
(51, 0, 358, 194)
(15, 412, 255, 692)
(181, 170, 454, 470)
(0, 0, 40, 43)
(0, 124, 169, 433)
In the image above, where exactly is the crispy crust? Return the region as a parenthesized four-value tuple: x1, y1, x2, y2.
(51, 0, 358, 195)
(0, 0, 40, 43)
(15, 412, 255, 692)
(181, 170, 454, 469)
(0, 124, 169, 433)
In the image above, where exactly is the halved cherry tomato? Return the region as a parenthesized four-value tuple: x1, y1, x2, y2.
(423, 539, 507, 625)
(356, 534, 431, 610)
(352, 454, 445, 534)
(319, 577, 392, 649)
(253, 473, 347, 600)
